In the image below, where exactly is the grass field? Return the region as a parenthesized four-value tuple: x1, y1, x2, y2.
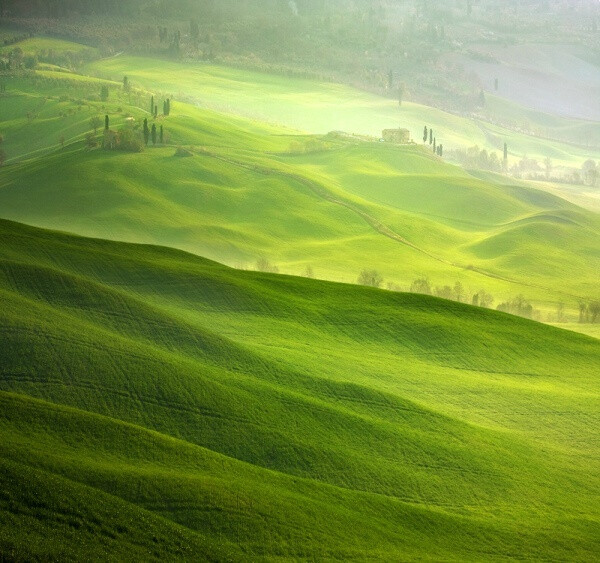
(1, 77, 598, 326)
(84, 54, 600, 167)
(1, 218, 599, 560)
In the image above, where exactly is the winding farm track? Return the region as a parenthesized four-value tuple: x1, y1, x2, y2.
(200, 147, 590, 303)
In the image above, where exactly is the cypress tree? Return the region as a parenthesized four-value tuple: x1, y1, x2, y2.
(439, 144, 443, 157)
(433, 138, 436, 153)
(150, 95, 154, 115)
(429, 129, 433, 145)
(104, 114, 109, 130)
(160, 125, 164, 144)
(154, 105, 158, 118)
(151, 123, 157, 145)
(163, 100, 167, 115)
(503, 142, 508, 161)
(143, 118, 150, 145)
(423, 126, 428, 143)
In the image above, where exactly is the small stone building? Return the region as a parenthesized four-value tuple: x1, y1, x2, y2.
(382, 128, 410, 144)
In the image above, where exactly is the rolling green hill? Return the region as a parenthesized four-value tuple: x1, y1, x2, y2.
(1, 218, 599, 560)
(0, 84, 598, 325)
(84, 54, 600, 167)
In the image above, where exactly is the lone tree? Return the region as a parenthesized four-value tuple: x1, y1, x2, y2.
(160, 125, 164, 144)
(150, 95, 154, 115)
(397, 82, 406, 106)
(143, 118, 150, 145)
(90, 115, 101, 134)
(429, 128, 433, 145)
(478, 89, 486, 107)
(423, 126, 428, 143)
(357, 269, 383, 288)
(151, 123, 157, 145)
(104, 114, 109, 131)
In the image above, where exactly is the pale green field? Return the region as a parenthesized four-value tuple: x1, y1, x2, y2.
(84, 55, 600, 167)
(0, 36, 97, 56)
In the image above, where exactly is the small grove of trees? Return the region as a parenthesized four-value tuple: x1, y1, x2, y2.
(357, 269, 383, 288)
(581, 160, 598, 187)
(423, 126, 443, 157)
(579, 301, 600, 324)
(255, 257, 279, 274)
(496, 295, 540, 321)
(103, 128, 144, 152)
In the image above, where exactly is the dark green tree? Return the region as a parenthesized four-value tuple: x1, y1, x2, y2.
(143, 118, 150, 145)
(397, 82, 405, 106)
(160, 125, 164, 144)
(478, 89, 486, 107)
(151, 123, 157, 145)
(150, 95, 154, 115)
(433, 138, 436, 153)
(104, 114, 109, 131)
(423, 126, 428, 143)
(429, 129, 433, 145)
(154, 105, 158, 118)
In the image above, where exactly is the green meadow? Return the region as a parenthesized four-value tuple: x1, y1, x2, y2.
(85, 54, 600, 167)
(1, 218, 599, 560)
(0, 63, 598, 325)
(1, 31, 600, 560)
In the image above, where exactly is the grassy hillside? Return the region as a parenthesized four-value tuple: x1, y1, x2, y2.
(0, 45, 598, 326)
(0, 218, 599, 560)
(0, 92, 598, 323)
(84, 54, 600, 167)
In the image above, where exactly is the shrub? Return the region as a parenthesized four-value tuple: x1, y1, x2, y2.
(174, 146, 193, 157)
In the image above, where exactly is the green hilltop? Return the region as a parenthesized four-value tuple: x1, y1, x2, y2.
(1, 218, 599, 560)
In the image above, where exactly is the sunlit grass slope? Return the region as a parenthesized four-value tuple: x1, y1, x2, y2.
(1, 105, 598, 315)
(0, 218, 599, 560)
(0, 63, 598, 320)
(84, 55, 600, 167)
